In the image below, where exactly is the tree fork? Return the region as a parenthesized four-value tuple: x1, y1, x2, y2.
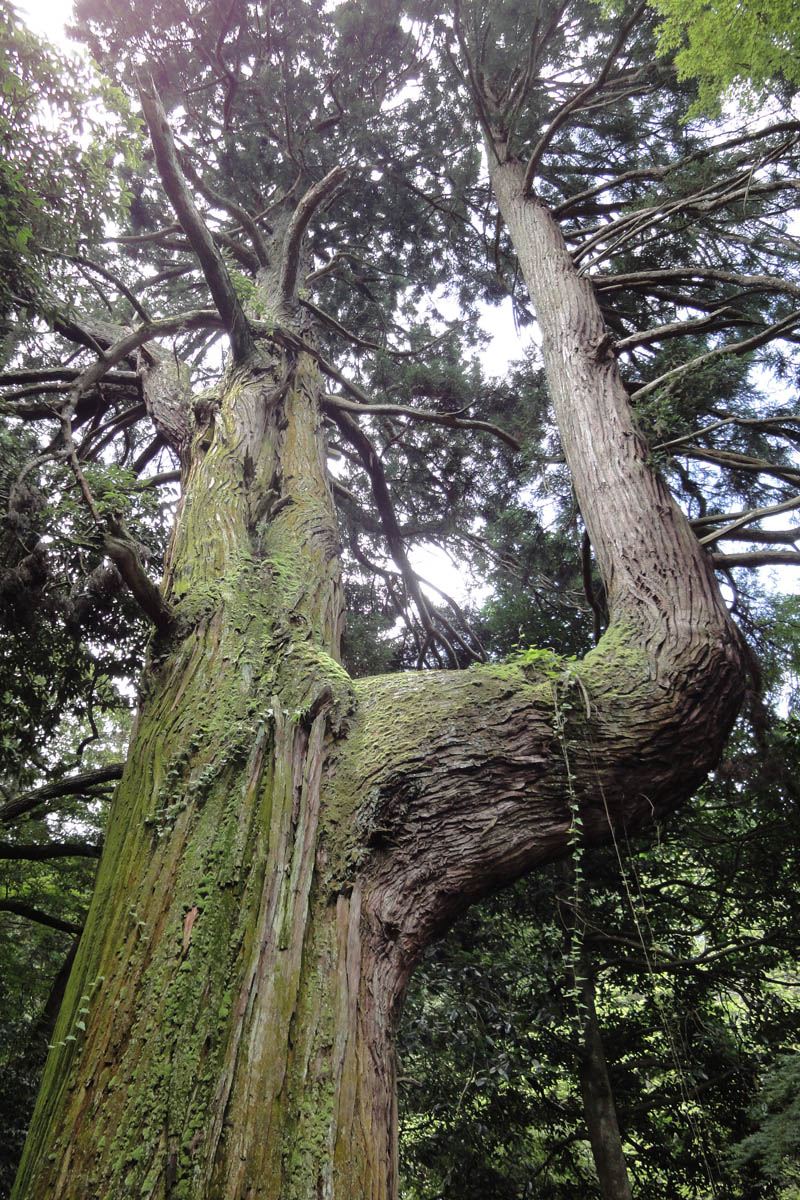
(13, 145, 748, 1200)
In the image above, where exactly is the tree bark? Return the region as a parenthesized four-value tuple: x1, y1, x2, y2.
(578, 964, 634, 1200)
(12, 166, 747, 1200)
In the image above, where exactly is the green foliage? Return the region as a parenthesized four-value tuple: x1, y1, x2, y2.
(733, 1055, 800, 1189)
(0, 1, 138, 323)
(649, 0, 800, 114)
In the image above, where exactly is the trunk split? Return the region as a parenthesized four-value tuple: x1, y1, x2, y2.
(13, 168, 746, 1199)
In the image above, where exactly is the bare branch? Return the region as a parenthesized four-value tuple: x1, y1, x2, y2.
(321, 391, 521, 450)
(594, 267, 800, 305)
(614, 308, 750, 354)
(176, 147, 270, 267)
(0, 765, 123, 824)
(326, 406, 466, 666)
(103, 519, 176, 635)
(656, 415, 800, 454)
(678, 445, 800, 489)
(691, 493, 800, 531)
(0, 368, 138, 387)
(44, 250, 152, 322)
(711, 549, 800, 567)
(280, 166, 348, 305)
(630, 310, 800, 403)
(0, 900, 84, 935)
(697, 497, 800, 547)
(137, 75, 254, 361)
(0, 841, 102, 860)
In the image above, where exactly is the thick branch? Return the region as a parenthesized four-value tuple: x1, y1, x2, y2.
(711, 549, 800, 567)
(137, 77, 254, 362)
(0, 900, 83, 935)
(279, 166, 348, 305)
(0, 841, 102, 860)
(176, 149, 270, 267)
(0, 765, 123, 824)
(594, 267, 800, 305)
(103, 522, 175, 635)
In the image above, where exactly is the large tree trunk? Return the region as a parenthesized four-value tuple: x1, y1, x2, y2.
(13, 165, 746, 1200)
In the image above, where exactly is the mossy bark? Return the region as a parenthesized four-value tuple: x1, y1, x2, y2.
(13, 184, 747, 1198)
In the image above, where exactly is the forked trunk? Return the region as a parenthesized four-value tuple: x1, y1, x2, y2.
(14, 166, 746, 1199)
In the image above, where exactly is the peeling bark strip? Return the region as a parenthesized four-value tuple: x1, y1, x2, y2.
(14, 101, 747, 1200)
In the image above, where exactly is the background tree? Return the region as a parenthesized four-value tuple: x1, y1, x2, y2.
(1, 0, 797, 1196)
(648, 0, 800, 115)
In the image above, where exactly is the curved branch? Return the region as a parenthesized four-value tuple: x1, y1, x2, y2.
(137, 76, 254, 362)
(322, 391, 521, 450)
(44, 251, 152, 323)
(697, 493, 800, 546)
(325, 405, 461, 666)
(656, 415, 800, 454)
(691, 493, 800, 532)
(103, 520, 176, 635)
(594, 267, 800, 305)
(0, 765, 123, 824)
(0, 900, 84, 935)
(279, 166, 348, 305)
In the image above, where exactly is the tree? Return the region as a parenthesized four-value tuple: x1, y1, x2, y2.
(649, 0, 800, 114)
(4, 0, 799, 1195)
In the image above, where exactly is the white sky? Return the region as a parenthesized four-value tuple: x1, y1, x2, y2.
(18, 0, 75, 42)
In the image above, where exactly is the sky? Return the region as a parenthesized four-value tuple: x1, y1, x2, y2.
(18, 0, 75, 41)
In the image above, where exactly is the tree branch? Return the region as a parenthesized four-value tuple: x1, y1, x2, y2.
(0, 900, 84, 935)
(521, 4, 647, 193)
(0, 841, 102, 860)
(325, 405, 462, 666)
(711, 549, 800, 567)
(279, 166, 348, 305)
(0, 765, 123, 824)
(321, 391, 521, 450)
(176, 146, 270, 267)
(103, 518, 176, 635)
(690, 493, 800, 532)
(630, 310, 800, 403)
(137, 75, 254, 362)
